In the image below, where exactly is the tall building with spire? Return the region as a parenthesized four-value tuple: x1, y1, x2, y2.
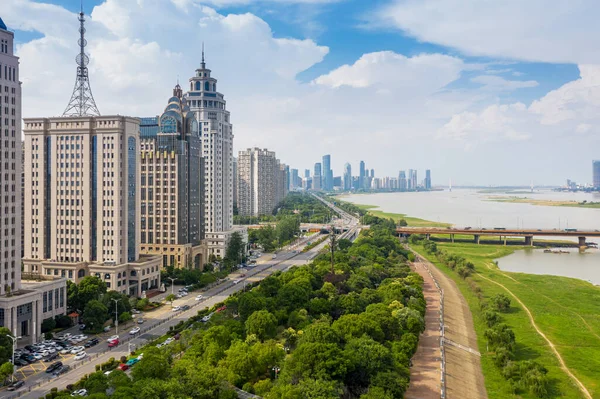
(184, 49, 235, 258)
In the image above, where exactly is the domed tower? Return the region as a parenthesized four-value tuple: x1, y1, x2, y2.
(184, 46, 234, 256)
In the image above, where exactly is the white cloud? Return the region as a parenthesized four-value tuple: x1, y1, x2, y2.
(470, 75, 538, 91)
(376, 0, 600, 64)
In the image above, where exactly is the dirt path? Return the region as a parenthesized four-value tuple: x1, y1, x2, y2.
(477, 272, 593, 399)
(405, 261, 442, 399)
(407, 250, 488, 399)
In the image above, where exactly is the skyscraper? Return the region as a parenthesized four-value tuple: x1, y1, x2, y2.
(233, 157, 238, 210)
(399, 171, 407, 191)
(425, 169, 432, 189)
(343, 163, 352, 191)
(322, 154, 332, 191)
(304, 169, 310, 179)
(359, 161, 365, 190)
(370, 169, 375, 178)
(313, 162, 322, 191)
(407, 169, 414, 190)
(411, 170, 418, 190)
(291, 169, 300, 189)
(237, 148, 279, 216)
(275, 161, 289, 205)
(138, 84, 205, 269)
(184, 51, 233, 246)
(593, 161, 600, 189)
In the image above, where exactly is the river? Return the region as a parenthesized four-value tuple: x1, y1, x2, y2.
(341, 189, 600, 284)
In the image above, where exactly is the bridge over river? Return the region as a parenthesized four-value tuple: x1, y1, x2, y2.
(395, 227, 600, 247)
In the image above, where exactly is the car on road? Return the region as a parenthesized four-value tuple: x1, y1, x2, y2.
(104, 326, 111, 332)
(272, 254, 277, 259)
(45, 361, 63, 373)
(108, 339, 119, 348)
(233, 279, 240, 284)
(53, 364, 71, 376)
(126, 357, 139, 367)
(7, 380, 25, 391)
(137, 318, 144, 324)
(131, 309, 141, 314)
(172, 306, 182, 311)
(70, 346, 85, 354)
(107, 335, 119, 342)
(195, 294, 204, 301)
(117, 363, 129, 371)
(70, 388, 88, 396)
(84, 338, 99, 348)
(129, 327, 141, 335)
(181, 305, 190, 311)
(74, 351, 87, 361)
(201, 314, 212, 322)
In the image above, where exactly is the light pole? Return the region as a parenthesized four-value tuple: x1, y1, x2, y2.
(6, 334, 20, 382)
(168, 277, 176, 295)
(112, 298, 121, 335)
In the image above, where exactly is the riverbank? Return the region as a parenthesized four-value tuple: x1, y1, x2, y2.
(412, 242, 600, 399)
(351, 203, 452, 227)
(487, 196, 600, 209)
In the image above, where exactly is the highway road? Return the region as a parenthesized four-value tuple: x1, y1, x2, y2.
(8, 237, 331, 399)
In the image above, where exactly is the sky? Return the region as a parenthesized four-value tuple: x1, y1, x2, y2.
(3, 0, 600, 186)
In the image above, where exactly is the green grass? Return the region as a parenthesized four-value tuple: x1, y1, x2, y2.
(355, 204, 451, 227)
(412, 242, 600, 399)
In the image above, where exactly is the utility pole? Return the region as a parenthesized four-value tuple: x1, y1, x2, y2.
(112, 298, 121, 336)
(6, 334, 20, 382)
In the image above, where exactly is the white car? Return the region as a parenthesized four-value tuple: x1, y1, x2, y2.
(107, 335, 119, 342)
(71, 388, 88, 397)
(195, 295, 204, 301)
(74, 351, 87, 361)
(233, 279, 241, 284)
(70, 346, 85, 354)
(164, 337, 174, 345)
(172, 306, 181, 311)
(60, 347, 73, 355)
(103, 370, 112, 376)
(129, 327, 141, 335)
(137, 353, 144, 360)
(131, 309, 141, 314)
(31, 353, 43, 360)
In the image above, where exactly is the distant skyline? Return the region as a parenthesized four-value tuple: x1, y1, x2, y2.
(4, 0, 600, 185)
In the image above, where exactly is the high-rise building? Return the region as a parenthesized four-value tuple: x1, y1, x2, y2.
(237, 148, 279, 217)
(304, 169, 310, 179)
(290, 169, 300, 189)
(593, 161, 600, 188)
(322, 154, 332, 191)
(359, 161, 365, 190)
(411, 170, 418, 189)
(399, 171, 407, 191)
(138, 85, 205, 269)
(370, 169, 375, 178)
(425, 169, 432, 189)
(343, 163, 352, 191)
(184, 51, 234, 256)
(313, 162, 322, 191)
(407, 169, 414, 190)
(233, 157, 238, 210)
(275, 161, 289, 204)
(1, 17, 70, 344)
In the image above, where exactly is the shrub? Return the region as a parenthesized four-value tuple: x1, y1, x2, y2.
(491, 293, 511, 312)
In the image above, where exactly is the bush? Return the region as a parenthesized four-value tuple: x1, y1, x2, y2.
(491, 293, 511, 312)
(55, 314, 73, 329)
(41, 317, 56, 333)
(483, 310, 501, 327)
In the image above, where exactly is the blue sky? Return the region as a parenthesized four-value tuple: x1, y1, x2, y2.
(4, 0, 600, 185)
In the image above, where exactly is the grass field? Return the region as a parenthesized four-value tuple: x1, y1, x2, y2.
(354, 204, 452, 227)
(487, 196, 600, 209)
(413, 242, 600, 399)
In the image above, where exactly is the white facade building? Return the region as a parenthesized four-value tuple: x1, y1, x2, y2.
(237, 148, 280, 217)
(184, 56, 233, 258)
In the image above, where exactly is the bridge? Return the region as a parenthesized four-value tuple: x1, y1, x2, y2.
(395, 227, 600, 247)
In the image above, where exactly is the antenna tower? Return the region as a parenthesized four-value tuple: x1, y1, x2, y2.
(63, 4, 100, 117)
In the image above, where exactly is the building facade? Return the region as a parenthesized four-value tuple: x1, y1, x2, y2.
(0, 17, 68, 344)
(593, 161, 600, 189)
(184, 56, 233, 249)
(138, 85, 205, 269)
(343, 162, 352, 191)
(22, 116, 161, 296)
(425, 169, 432, 189)
(237, 148, 280, 217)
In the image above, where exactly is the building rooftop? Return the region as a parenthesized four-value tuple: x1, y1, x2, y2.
(0, 17, 7, 31)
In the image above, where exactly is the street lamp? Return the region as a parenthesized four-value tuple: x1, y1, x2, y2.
(272, 366, 280, 379)
(168, 277, 176, 295)
(6, 334, 21, 382)
(112, 298, 121, 335)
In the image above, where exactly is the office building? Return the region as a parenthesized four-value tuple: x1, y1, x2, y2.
(275, 161, 289, 203)
(425, 169, 432, 190)
(593, 161, 600, 189)
(411, 169, 418, 190)
(138, 84, 205, 269)
(184, 52, 234, 257)
(322, 154, 332, 191)
(370, 169, 375, 178)
(399, 171, 407, 191)
(407, 169, 414, 190)
(359, 161, 365, 190)
(237, 148, 280, 217)
(233, 157, 238, 210)
(343, 163, 352, 191)
(313, 162, 322, 191)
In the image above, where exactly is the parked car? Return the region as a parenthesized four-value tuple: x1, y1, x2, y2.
(172, 306, 181, 312)
(137, 318, 144, 324)
(107, 335, 119, 342)
(7, 380, 25, 391)
(125, 357, 139, 367)
(84, 338, 99, 348)
(117, 363, 129, 371)
(60, 346, 73, 355)
(129, 327, 141, 335)
(70, 346, 85, 354)
(44, 352, 59, 362)
(131, 309, 141, 314)
(103, 326, 111, 332)
(74, 352, 87, 361)
(181, 305, 190, 311)
(108, 339, 119, 348)
(53, 364, 71, 376)
(79, 324, 86, 330)
(14, 359, 28, 367)
(70, 388, 88, 396)
(195, 294, 204, 301)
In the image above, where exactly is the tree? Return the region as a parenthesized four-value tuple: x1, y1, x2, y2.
(83, 300, 108, 331)
(225, 232, 245, 266)
(285, 342, 349, 381)
(102, 291, 132, 319)
(165, 294, 176, 308)
(338, 238, 352, 251)
(41, 317, 56, 333)
(276, 216, 300, 245)
(118, 312, 132, 323)
(297, 379, 343, 399)
(491, 293, 511, 312)
(76, 276, 107, 311)
(0, 361, 13, 382)
(485, 323, 516, 351)
(0, 328, 13, 365)
(131, 347, 171, 381)
(245, 310, 277, 341)
(343, 336, 393, 388)
(84, 372, 109, 394)
(398, 219, 408, 227)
